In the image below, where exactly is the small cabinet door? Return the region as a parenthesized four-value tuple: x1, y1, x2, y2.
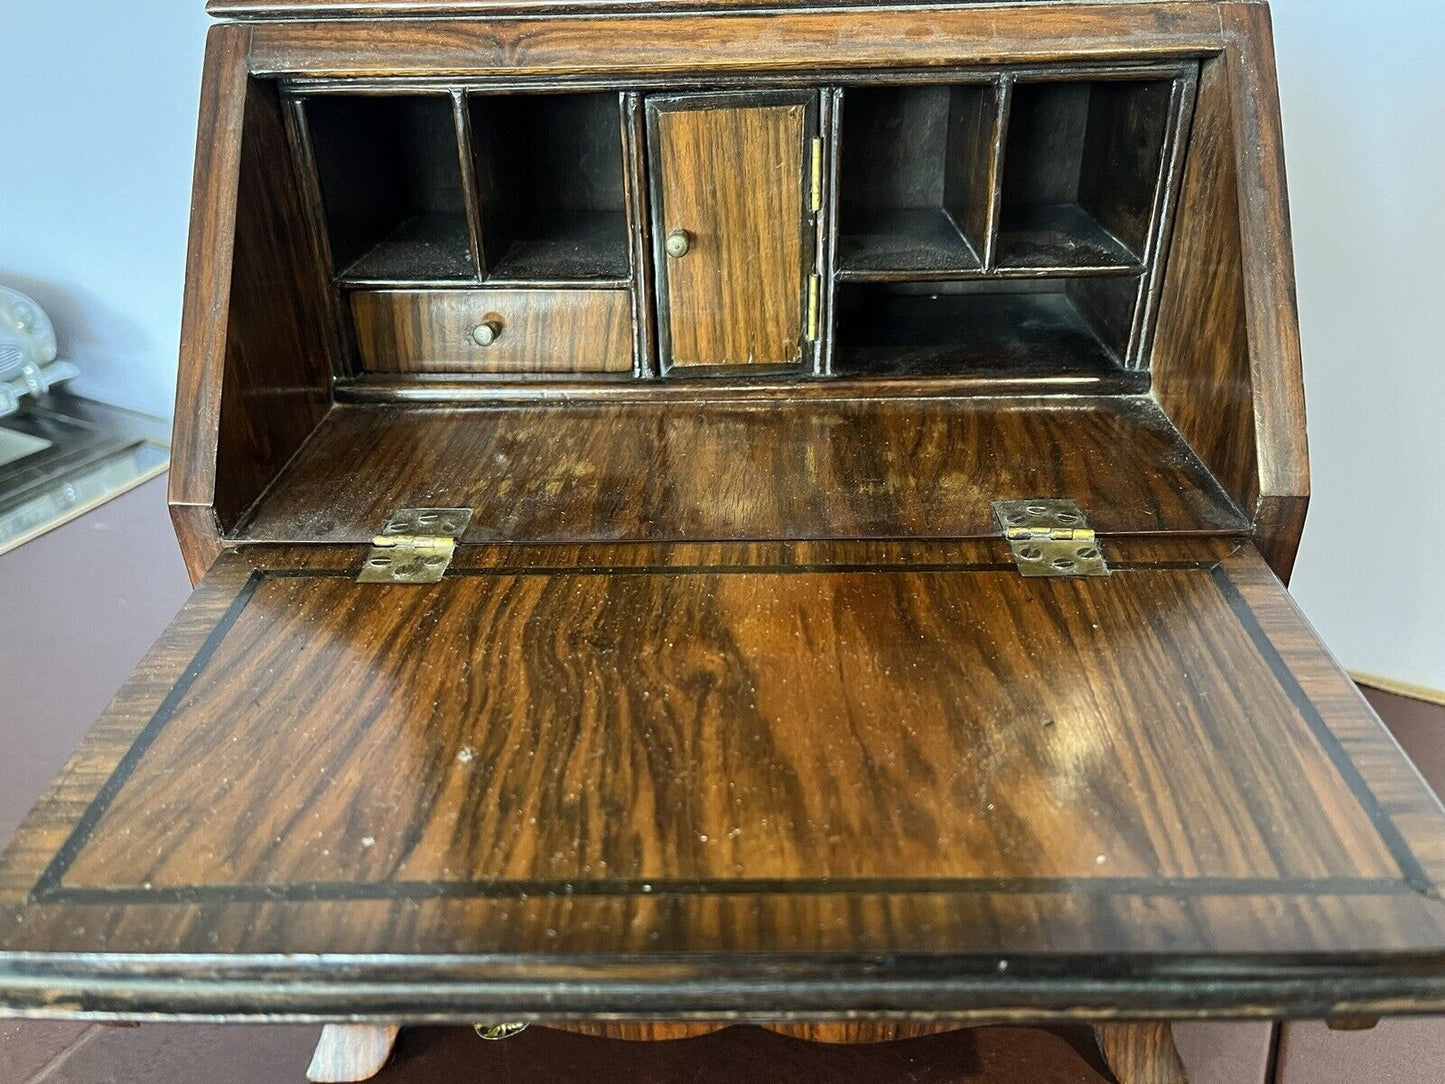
(647, 92, 818, 371)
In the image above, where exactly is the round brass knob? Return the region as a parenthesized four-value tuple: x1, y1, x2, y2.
(665, 229, 692, 258)
(471, 319, 503, 346)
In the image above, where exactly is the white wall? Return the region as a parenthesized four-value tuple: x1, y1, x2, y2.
(1272, 0, 1445, 690)
(0, 0, 209, 418)
(1, 1, 1441, 688)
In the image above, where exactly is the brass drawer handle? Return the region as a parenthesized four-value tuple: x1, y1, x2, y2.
(471, 318, 503, 346)
(665, 229, 692, 258)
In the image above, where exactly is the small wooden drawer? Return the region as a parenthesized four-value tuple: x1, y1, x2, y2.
(350, 288, 634, 374)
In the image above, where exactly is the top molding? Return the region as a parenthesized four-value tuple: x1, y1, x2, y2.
(209, 0, 1238, 22)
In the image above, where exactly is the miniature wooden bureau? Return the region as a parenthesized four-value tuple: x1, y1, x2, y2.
(3, 1, 1444, 1081)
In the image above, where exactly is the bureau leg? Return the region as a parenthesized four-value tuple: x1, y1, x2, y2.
(1094, 1023, 1189, 1084)
(307, 1025, 401, 1082)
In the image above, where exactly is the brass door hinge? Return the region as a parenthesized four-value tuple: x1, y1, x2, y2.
(993, 499, 1109, 578)
(359, 507, 473, 584)
(474, 1022, 530, 1041)
(810, 137, 824, 213)
(805, 274, 821, 342)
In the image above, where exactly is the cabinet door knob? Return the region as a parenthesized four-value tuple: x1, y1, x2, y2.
(471, 319, 503, 346)
(665, 229, 692, 258)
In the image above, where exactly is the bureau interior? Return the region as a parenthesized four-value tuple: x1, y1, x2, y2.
(209, 60, 1257, 546)
(288, 68, 1191, 382)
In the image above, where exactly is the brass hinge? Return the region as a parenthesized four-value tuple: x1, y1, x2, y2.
(993, 499, 1109, 578)
(474, 1022, 530, 1041)
(359, 507, 473, 584)
(810, 137, 824, 213)
(805, 274, 821, 342)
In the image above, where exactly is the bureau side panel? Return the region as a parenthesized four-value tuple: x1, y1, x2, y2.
(1152, 54, 1258, 516)
(1223, 2, 1310, 581)
(171, 28, 340, 581)
(170, 24, 251, 579)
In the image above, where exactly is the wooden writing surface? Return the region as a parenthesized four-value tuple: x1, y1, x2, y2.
(2, 539, 1442, 1020)
(233, 398, 1248, 544)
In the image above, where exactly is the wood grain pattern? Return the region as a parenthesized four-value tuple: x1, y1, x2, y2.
(1095, 1023, 1190, 1084)
(653, 98, 809, 368)
(170, 24, 249, 513)
(214, 79, 340, 526)
(170, 28, 337, 579)
(1222, 2, 1311, 577)
(245, 7, 1225, 79)
(53, 569, 1400, 892)
(170, 503, 224, 588)
(1151, 54, 1258, 518)
(170, 24, 251, 580)
(307, 1025, 400, 1082)
(232, 397, 1248, 544)
(350, 289, 634, 374)
(1252, 492, 1308, 585)
(1, 539, 1443, 1021)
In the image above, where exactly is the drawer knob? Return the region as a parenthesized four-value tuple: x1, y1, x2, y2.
(470, 319, 503, 347)
(665, 229, 692, 258)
